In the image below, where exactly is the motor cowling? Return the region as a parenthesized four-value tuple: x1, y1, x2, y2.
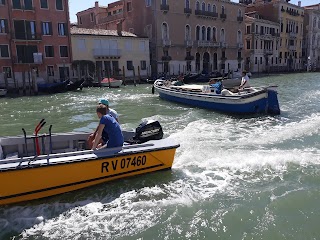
(133, 120, 163, 143)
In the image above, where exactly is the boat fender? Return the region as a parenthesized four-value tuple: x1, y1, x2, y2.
(0, 145, 3, 159)
(202, 85, 211, 93)
(152, 85, 155, 94)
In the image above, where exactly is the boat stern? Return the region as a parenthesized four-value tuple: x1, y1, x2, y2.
(267, 89, 280, 115)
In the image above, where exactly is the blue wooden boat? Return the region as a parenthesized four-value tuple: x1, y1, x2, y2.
(153, 80, 280, 115)
(37, 80, 69, 93)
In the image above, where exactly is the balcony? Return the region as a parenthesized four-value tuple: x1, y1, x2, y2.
(12, 4, 35, 10)
(221, 56, 227, 61)
(264, 49, 273, 55)
(185, 55, 194, 61)
(288, 32, 297, 38)
(195, 9, 203, 16)
(184, 40, 193, 47)
(194, 10, 218, 18)
(213, 42, 221, 47)
(237, 57, 243, 61)
(220, 42, 227, 48)
(12, 32, 42, 41)
(208, 12, 218, 18)
(161, 56, 172, 61)
(289, 45, 296, 51)
(220, 13, 227, 20)
(197, 40, 217, 47)
(237, 43, 244, 49)
(92, 48, 121, 58)
(184, 8, 192, 14)
(162, 39, 171, 47)
(237, 16, 243, 22)
(160, 4, 169, 12)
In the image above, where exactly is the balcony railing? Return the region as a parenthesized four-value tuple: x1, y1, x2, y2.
(194, 10, 218, 18)
(12, 5, 35, 10)
(220, 42, 227, 48)
(184, 8, 192, 14)
(184, 40, 193, 47)
(161, 56, 172, 61)
(213, 42, 221, 47)
(237, 16, 243, 22)
(93, 48, 121, 58)
(221, 56, 227, 61)
(160, 4, 169, 11)
(237, 43, 244, 49)
(162, 39, 171, 46)
(12, 32, 42, 41)
(289, 32, 297, 38)
(288, 45, 296, 51)
(220, 13, 227, 20)
(185, 55, 194, 61)
(264, 49, 273, 55)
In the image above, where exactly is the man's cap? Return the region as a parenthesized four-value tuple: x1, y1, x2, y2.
(242, 70, 248, 74)
(99, 99, 109, 105)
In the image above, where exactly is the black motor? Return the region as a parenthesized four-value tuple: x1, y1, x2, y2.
(132, 120, 163, 143)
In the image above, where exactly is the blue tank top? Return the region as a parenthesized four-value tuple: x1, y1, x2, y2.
(99, 114, 124, 148)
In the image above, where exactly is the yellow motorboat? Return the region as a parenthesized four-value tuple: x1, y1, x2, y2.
(0, 120, 179, 206)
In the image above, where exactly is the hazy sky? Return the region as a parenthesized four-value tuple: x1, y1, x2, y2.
(69, 0, 320, 23)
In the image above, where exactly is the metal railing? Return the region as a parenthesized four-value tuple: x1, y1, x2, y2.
(12, 32, 42, 41)
(162, 39, 171, 46)
(92, 48, 121, 58)
(160, 4, 169, 11)
(184, 40, 193, 47)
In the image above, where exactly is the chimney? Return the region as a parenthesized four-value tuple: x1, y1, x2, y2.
(95, 1, 99, 8)
(298, 1, 301, 6)
(117, 21, 123, 36)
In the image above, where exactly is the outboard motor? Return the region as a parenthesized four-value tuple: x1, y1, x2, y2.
(132, 120, 163, 144)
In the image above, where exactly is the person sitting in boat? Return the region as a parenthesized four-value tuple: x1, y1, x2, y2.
(209, 78, 222, 94)
(98, 98, 119, 123)
(91, 104, 124, 150)
(239, 70, 251, 90)
(172, 74, 184, 86)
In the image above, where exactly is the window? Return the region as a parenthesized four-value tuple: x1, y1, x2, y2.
(56, 0, 63, 10)
(78, 16, 82, 25)
(42, 22, 52, 35)
(77, 39, 85, 50)
(16, 45, 37, 63)
(0, 44, 9, 58)
(246, 25, 250, 34)
(40, 0, 48, 8)
(59, 45, 68, 57)
(24, 0, 33, 10)
(3, 67, 12, 78)
(45, 45, 54, 57)
(141, 60, 146, 70)
(12, 0, 21, 9)
(0, 19, 7, 33)
(58, 23, 67, 36)
(47, 66, 54, 76)
(0, 0, 5, 5)
(127, 60, 133, 70)
(127, 2, 132, 11)
(139, 41, 146, 51)
(145, 0, 151, 7)
(125, 41, 132, 51)
(90, 13, 94, 22)
(246, 40, 250, 49)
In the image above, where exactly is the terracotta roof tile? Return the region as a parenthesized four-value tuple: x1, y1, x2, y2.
(70, 27, 137, 37)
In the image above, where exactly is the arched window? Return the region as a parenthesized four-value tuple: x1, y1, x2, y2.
(212, 4, 216, 13)
(207, 27, 211, 41)
(196, 25, 200, 40)
(185, 25, 191, 40)
(212, 27, 216, 41)
(202, 26, 206, 40)
(208, 4, 211, 12)
(237, 30, 242, 43)
(185, 0, 190, 9)
(196, 1, 200, 10)
(238, 9, 242, 17)
(201, 2, 206, 11)
(162, 22, 169, 40)
(220, 28, 225, 42)
(221, 6, 225, 14)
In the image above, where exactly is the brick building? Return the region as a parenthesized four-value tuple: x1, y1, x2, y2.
(0, 0, 72, 89)
(77, 0, 246, 76)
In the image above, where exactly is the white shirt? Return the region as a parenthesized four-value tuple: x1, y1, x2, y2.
(240, 74, 250, 88)
(107, 108, 119, 121)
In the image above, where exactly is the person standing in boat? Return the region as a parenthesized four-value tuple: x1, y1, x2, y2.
(239, 70, 250, 90)
(209, 78, 222, 94)
(91, 104, 124, 150)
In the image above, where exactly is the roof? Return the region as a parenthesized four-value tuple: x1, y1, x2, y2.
(70, 27, 137, 38)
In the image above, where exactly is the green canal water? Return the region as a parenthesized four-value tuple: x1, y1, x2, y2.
(0, 72, 320, 239)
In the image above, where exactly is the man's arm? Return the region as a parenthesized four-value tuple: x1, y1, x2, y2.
(91, 124, 105, 150)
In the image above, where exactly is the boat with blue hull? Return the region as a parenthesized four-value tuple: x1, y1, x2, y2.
(153, 80, 280, 115)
